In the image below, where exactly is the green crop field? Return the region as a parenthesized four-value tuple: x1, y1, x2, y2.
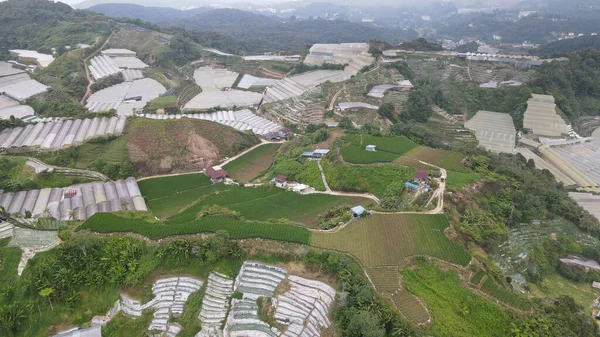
(223, 143, 280, 182)
(390, 291, 430, 325)
(312, 214, 471, 267)
(78, 213, 311, 244)
(366, 267, 400, 293)
(403, 147, 471, 173)
(138, 173, 212, 200)
(140, 174, 370, 228)
(470, 271, 486, 285)
(341, 135, 419, 164)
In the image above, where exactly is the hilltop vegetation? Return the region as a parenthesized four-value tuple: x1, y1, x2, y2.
(0, 0, 113, 59)
(90, 6, 417, 54)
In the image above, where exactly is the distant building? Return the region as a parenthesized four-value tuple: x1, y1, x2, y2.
(366, 145, 376, 152)
(351, 205, 366, 218)
(273, 175, 288, 188)
(405, 182, 419, 190)
(414, 171, 429, 182)
(264, 127, 292, 141)
(52, 326, 101, 337)
(205, 166, 228, 183)
(292, 184, 309, 193)
(301, 149, 330, 159)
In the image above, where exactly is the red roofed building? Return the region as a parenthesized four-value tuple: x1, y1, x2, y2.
(205, 166, 228, 182)
(414, 171, 429, 182)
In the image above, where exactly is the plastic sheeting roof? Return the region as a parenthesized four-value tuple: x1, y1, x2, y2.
(0, 79, 49, 101)
(0, 105, 34, 120)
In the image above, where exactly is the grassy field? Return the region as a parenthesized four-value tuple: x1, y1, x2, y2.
(140, 174, 370, 228)
(322, 159, 414, 197)
(223, 143, 280, 182)
(446, 171, 482, 191)
(78, 213, 312, 244)
(402, 260, 512, 337)
(146, 96, 178, 111)
(403, 147, 470, 173)
(0, 247, 21, 283)
(312, 214, 471, 267)
(0, 156, 98, 191)
(529, 274, 598, 309)
(341, 135, 419, 164)
(294, 160, 326, 191)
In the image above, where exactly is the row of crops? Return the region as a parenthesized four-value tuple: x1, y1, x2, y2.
(222, 143, 281, 182)
(480, 278, 531, 310)
(312, 214, 472, 267)
(78, 213, 312, 244)
(138, 173, 213, 200)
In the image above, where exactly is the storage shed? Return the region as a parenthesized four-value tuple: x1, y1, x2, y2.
(351, 205, 366, 218)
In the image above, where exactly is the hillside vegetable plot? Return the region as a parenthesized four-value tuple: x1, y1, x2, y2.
(312, 214, 471, 267)
(138, 173, 212, 200)
(223, 143, 280, 182)
(390, 291, 430, 325)
(141, 174, 370, 227)
(78, 213, 311, 244)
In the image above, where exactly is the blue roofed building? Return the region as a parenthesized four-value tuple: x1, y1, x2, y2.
(351, 205, 366, 218)
(405, 182, 419, 190)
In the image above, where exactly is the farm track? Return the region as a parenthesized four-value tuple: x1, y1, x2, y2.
(22, 157, 110, 181)
(311, 160, 446, 234)
(137, 140, 278, 182)
(81, 31, 115, 104)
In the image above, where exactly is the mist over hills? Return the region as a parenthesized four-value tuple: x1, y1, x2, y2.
(88, 4, 418, 53)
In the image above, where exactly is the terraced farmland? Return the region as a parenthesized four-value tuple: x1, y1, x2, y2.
(312, 214, 471, 267)
(366, 267, 400, 293)
(389, 291, 430, 325)
(78, 213, 311, 244)
(138, 173, 211, 199)
(141, 174, 370, 228)
(223, 143, 280, 182)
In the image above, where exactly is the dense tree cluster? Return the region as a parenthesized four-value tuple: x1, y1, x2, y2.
(399, 38, 444, 52)
(529, 50, 600, 120)
(0, 0, 113, 60)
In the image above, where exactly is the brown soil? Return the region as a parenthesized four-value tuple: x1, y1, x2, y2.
(126, 118, 259, 176)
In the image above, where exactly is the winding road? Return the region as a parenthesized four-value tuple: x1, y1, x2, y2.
(311, 160, 447, 233)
